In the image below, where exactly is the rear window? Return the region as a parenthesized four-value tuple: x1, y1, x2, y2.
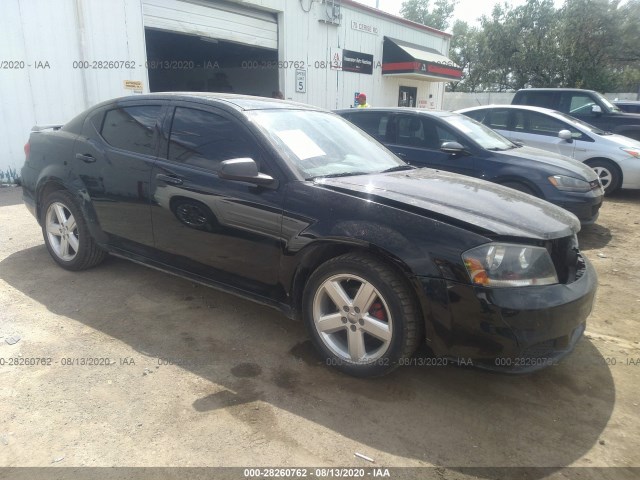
(514, 91, 558, 110)
(101, 106, 162, 156)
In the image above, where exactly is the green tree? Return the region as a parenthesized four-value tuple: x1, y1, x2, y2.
(447, 20, 486, 91)
(558, 0, 620, 91)
(400, 0, 458, 31)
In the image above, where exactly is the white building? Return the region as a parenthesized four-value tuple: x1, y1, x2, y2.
(0, 0, 461, 178)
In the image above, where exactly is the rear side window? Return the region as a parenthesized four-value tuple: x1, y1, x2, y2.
(343, 113, 390, 142)
(167, 107, 258, 171)
(515, 92, 558, 110)
(101, 106, 162, 156)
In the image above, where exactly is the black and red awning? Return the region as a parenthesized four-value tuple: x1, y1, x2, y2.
(382, 37, 462, 81)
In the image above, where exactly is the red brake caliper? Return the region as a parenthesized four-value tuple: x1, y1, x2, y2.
(369, 300, 386, 321)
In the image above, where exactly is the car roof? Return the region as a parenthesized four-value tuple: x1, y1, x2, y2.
(95, 92, 323, 112)
(515, 88, 598, 93)
(334, 107, 455, 118)
(457, 104, 563, 115)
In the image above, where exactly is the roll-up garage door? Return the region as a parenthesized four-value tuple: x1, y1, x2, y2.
(142, 0, 278, 50)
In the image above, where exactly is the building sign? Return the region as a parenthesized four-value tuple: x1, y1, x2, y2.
(123, 80, 143, 91)
(342, 49, 373, 75)
(330, 48, 342, 70)
(351, 20, 379, 35)
(295, 69, 306, 93)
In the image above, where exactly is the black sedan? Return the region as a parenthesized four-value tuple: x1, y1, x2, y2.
(22, 93, 597, 376)
(336, 108, 604, 224)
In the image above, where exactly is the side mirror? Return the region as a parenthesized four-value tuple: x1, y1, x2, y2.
(219, 158, 277, 187)
(440, 141, 466, 154)
(591, 105, 602, 115)
(558, 129, 573, 141)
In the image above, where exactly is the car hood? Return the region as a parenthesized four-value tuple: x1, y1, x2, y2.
(317, 168, 580, 240)
(495, 146, 598, 181)
(597, 132, 640, 149)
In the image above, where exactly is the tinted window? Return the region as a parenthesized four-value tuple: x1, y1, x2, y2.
(525, 111, 584, 139)
(463, 110, 487, 123)
(528, 111, 569, 136)
(487, 109, 510, 130)
(517, 92, 557, 109)
(344, 112, 391, 142)
(396, 116, 464, 150)
(168, 108, 258, 171)
(101, 106, 162, 156)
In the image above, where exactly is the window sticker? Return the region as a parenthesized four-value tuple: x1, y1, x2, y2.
(275, 129, 326, 160)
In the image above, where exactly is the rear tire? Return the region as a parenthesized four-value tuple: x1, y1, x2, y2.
(302, 252, 422, 377)
(41, 190, 106, 271)
(584, 159, 621, 195)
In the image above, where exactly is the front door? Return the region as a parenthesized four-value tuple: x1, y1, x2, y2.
(398, 86, 417, 107)
(386, 114, 477, 177)
(509, 110, 577, 159)
(150, 103, 284, 296)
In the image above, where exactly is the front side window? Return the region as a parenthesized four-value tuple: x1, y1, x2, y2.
(168, 108, 258, 171)
(101, 106, 162, 156)
(568, 94, 596, 115)
(487, 109, 510, 130)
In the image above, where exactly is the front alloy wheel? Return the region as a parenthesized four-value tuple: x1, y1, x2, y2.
(313, 273, 393, 363)
(303, 253, 421, 377)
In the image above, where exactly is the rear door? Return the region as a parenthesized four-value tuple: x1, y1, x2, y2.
(149, 102, 284, 296)
(386, 114, 477, 177)
(75, 101, 166, 249)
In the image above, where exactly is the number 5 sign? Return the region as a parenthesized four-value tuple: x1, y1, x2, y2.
(295, 69, 306, 93)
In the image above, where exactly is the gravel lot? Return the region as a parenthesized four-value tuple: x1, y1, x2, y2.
(0, 185, 639, 479)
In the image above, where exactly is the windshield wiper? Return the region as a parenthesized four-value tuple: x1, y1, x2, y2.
(309, 171, 371, 180)
(380, 165, 416, 173)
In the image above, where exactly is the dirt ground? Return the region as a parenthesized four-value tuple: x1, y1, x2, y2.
(0, 185, 639, 479)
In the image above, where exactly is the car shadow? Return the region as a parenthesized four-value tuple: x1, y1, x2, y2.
(607, 189, 640, 205)
(0, 186, 23, 207)
(578, 223, 612, 250)
(0, 246, 615, 476)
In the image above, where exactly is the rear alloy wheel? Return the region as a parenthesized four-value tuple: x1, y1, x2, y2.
(585, 159, 621, 195)
(41, 190, 106, 270)
(303, 253, 421, 377)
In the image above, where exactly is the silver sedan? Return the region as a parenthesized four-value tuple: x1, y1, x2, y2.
(457, 104, 640, 195)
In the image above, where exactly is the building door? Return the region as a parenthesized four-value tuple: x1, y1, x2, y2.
(398, 86, 417, 107)
(142, 0, 279, 96)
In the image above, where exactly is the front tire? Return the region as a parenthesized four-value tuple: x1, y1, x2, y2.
(41, 190, 106, 271)
(585, 159, 621, 195)
(303, 253, 421, 377)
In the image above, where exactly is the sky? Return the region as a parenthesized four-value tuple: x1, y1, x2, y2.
(352, 0, 544, 30)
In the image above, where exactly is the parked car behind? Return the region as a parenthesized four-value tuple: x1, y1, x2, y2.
(511, 88, 640, 141)
(22, 93, 597, 376)
(613, 100, 640, 114)
(457, 105, 640, 195)
(336, 108, 603, 224)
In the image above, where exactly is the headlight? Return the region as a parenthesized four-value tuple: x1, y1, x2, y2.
(462, 243, 558, 287)
(621, 147, 640, 158)
(548, 175, 591, 192)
